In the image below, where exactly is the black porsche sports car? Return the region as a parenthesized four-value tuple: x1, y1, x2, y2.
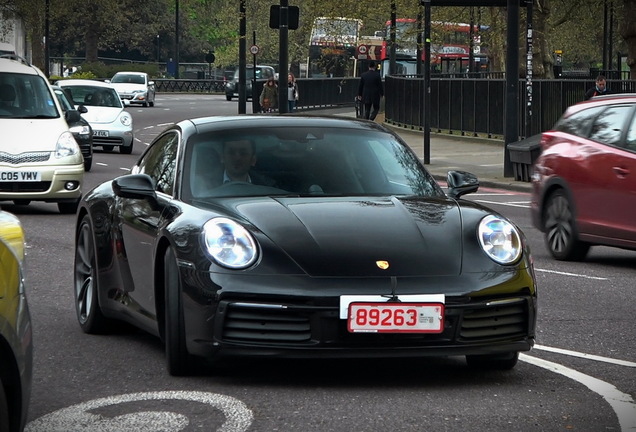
(73, 115, 537, 376)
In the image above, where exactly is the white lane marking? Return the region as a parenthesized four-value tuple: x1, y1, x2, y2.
(96, 162, 108, 167)
(534, 345, 636, 368)
(25, 391, 253, 432)
(120, 167, 131, 172)
(474, 199, 530, 209)
(520, 354, 636, 431)
(535, 268, 609, 280)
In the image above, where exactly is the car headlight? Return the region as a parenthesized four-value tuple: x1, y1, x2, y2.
(202, 217, 258, 269)
(120, 112, 132, 127)
(478, 215, 522, 264)
(55, 131, 80, 158)
(69, 124, 91, 137)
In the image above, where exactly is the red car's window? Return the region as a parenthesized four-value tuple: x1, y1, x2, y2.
(588, 104, 634, 146)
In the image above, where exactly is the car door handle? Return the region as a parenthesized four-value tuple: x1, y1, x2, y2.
(612, 166, 630, 178)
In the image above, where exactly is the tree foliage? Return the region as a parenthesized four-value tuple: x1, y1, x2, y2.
(1, 0, 632, 78)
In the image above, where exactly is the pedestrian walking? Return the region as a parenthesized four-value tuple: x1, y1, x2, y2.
(286, 73, 299, 112)
(259, 77, 278, 113)
(585, 74, 611, 100)
(357, 61, 384, 121)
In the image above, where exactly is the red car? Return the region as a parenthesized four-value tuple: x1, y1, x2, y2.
(531, 93, 636, 260)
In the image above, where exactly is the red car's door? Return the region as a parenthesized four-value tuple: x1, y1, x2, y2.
(576, 104, 636, 243)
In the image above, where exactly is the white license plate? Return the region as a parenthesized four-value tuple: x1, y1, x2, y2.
(94, 130, 109, 137)
(347, 302, 444, 333)
(0, 171, 41, 182)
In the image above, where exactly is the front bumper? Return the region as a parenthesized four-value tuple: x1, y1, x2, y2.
(182, 270, 538, 361)
(0, 162, 84, 201)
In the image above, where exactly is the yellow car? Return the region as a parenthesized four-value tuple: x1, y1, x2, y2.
(0, 210, 32, 432)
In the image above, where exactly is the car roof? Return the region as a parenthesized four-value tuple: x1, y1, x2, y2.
(565, 93, 636, 117)
(181, 115, 392, 134)
(57, 79, 116, 88)
(113, 71, 147, 76)
(0, 56, 42, 76)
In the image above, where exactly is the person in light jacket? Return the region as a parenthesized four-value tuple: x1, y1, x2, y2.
(287, 73, 299, 112)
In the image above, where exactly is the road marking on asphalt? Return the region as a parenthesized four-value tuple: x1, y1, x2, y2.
(534, 344, 636, 368)
(535, 268, 609, 280)
(25, 391, 253, 432)
(520, 354, 636, 432)
(474, 199, 531, 209)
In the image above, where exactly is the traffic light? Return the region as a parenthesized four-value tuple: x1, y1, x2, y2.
(269, 5, 299, 30)
(205, 51, 215, 64)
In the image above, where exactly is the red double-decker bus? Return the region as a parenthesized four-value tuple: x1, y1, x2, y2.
(355, 18, 489, 76)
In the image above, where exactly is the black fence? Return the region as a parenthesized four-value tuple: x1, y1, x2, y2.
(385, 76, 636, 139)
(154, 75, 636, 140)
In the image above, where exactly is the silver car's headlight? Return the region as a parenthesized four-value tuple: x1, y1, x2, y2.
(120, 112, 132, 127)
(55, 131, 80, 158)
(478, 215, 522, 264)
(202, 217, 258, 269)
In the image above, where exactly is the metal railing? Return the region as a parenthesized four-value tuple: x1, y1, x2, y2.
(151, 75, 636, 140)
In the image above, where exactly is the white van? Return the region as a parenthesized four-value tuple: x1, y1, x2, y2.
(0, 42, 16, 56)
(0, 56, 84, 213)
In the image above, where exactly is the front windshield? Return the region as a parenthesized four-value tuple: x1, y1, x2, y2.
(183, 126, 444, 202)
(62, 85, 122, 108)
(112, 74, 145, 85)
(0, 72, 59, 119)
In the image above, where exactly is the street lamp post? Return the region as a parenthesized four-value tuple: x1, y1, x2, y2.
(175, 0, 180, 79)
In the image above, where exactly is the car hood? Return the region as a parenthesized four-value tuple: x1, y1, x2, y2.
(110, 83, 146, 92)
(80, 107, 123, 124)
(227, 196, 466, 277)
(3, 119, 68, 153)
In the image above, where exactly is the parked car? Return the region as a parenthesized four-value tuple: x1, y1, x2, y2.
(57, 79, 134, 154)
(52, 85, 93, 171)
(531, 93, 636, 261)
(73, 115, 537, 376)
(0, 210, 32, 432)
(0, 56, 84, 214)
(108, 71, 155, 107)
(225, 65, 275, 101)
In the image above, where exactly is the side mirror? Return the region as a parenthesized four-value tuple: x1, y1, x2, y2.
(122, 99, 130, 107)
(65, 109, 81, 123)
(112, 174, 157, 200)
(446, 170, 479, 199)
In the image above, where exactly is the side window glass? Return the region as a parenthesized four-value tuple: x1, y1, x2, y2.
(625, 112, 636, 152)
(137, 132, 179, 196)
(555, 106, 605, 137)
(588, 105, 633, 146)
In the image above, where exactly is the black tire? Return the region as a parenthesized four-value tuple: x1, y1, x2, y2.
(225, 94, 232, 101)
(58, 200, 79, 214)
(74, 215, 109, 333)
(143, 101, 148, 107)
(149, 100, 154, 107)
(543, 189, 590, 261)
(466, 352, 519, 370)
(102, 145, 114, 152)
(164, 248, 192, 376)
(84, 157, 92, 172)
(120, 143, 133, 155)
(12, 200, 30, 206)
(0, 382, 9, 432)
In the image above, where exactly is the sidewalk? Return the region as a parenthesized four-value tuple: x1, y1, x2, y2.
(316, 107, 532, 192)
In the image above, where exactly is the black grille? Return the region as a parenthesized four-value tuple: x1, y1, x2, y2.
(93, 136, 124, 145)
(0, 181, 51, 192)
(0, 152, 50, 164)
(459, 302, 528, 340)
(222, 305, 311, 343)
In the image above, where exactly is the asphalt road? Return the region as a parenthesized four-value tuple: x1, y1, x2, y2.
(7, 94, 634, 432)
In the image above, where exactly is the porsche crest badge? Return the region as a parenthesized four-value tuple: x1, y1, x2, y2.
(375, 260, 389, 270)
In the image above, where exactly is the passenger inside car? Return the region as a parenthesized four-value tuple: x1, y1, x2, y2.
(0, 83, 17, 113)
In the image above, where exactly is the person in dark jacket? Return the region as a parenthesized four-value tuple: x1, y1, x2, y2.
(357, 61, 384, 121)
(585, 75, 611, 100)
